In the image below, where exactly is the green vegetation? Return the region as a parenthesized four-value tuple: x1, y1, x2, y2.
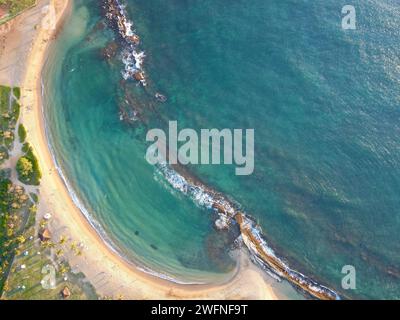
(1, 191, 97, 299)
(2, 216, 97, 300)
(0, 0, 36, 16)
(16, 143, 41, 185)
(11, 97, 20, 118)
(12, 87, 20, 100)
(30, 192, 38, 203)
(21, 142, 29, 153)
(0, 176, 33, 293)
(0, 85, 20, 150)
(17, 124, 26, 143)
(0, 85, 10, 107)
(17, 157, 32, 176)
(0, 146, 8, 164)
(0, 84, 32, 296)
(0, 81, 96, 300)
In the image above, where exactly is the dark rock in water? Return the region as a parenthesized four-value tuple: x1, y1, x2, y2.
(119, 107, 138, 123)
(93, 21, 106, 32)
(103, 0, 140, 47)
(127, 34, 140, 45)
(86, 22, 106, 42)
(102, 0, 147, 84)
(204, 228, 238, 272)
(155, 92, 167, 103)
(150, 244, 158, 250)
(101, 41, 118, 60)
(133, 71, 145, 81)
(134, 230, 139, 236)
(386, 267, 400, 279)
(215, 218, 229, 230)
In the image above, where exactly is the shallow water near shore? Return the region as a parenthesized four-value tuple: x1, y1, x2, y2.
(43, 0, 400, 299)
(42, 0, 243, 285)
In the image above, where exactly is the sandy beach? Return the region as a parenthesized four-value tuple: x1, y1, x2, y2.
(1, 0, 282, 299)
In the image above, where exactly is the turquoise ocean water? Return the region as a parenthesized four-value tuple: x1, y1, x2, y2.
(42, 0, 400, 298)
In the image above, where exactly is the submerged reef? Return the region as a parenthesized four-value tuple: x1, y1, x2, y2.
(102, 0, 340, 300)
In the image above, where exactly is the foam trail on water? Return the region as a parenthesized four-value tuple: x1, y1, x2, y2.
(155, 163, 341, 300)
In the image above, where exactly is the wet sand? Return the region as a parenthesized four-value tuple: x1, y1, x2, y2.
(5, 0, 280, 299)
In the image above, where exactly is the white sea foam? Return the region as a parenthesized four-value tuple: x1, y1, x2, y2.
(121, 48, 146, 84)
(156, 162, 341, 299)
(108, 0, 147, 85)
(240, 213, 341, 299)
(136, 266, 206, 285)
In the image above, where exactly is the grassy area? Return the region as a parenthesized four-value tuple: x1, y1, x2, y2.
(0, 84, 32, 295)
(2, 219, 98, 300)
(12, 87, 20, 100)
(18, 124, 26, 143)
(0, 146, 8, 165)
(0, 174, 33, 294)
(0, 85, 10, 107)
(1, 191, 95, 301)
(16, 143, 42, 186)
(0, 138, 94, 299)
(0, 85, 20, 150)
(0, 81, 98, 300)
(0, 0, 36, 16)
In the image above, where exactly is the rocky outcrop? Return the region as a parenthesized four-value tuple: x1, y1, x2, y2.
(103, 0, 146, 85)
(235, 213, 340, 300)
(133, 71, 145, 82)
(101, 41, 118, 60)
(157, 163, 341, 300)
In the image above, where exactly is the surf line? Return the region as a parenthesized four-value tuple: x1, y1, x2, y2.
(156, 163, 341, 300)
(102, 0, 341, 300)
(146, 121, 255, 176)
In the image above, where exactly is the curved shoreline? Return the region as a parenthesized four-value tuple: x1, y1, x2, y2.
(104, 0, 339, 300)
(40, 85, 212, 286)
(19, 0, 279, 299)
